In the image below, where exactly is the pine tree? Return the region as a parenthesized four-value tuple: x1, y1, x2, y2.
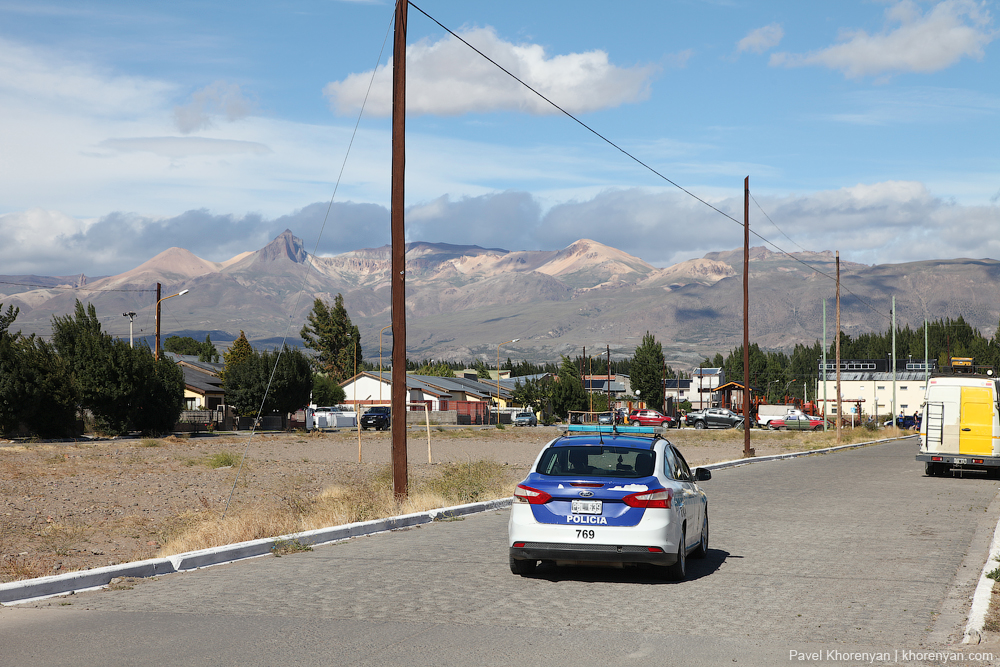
(551, 355, 586, 418)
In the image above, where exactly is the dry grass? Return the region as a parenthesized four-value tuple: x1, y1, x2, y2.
(984, 584, 1000, 634)
(158, 459, 515, 557)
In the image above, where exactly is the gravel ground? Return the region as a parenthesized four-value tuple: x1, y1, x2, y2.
(0, 425, 874, 582)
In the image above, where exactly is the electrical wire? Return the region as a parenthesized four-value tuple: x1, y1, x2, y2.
(407, 1, 893, 323)
(222, 6, 396, 519)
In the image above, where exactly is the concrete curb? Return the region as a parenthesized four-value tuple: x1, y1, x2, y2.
(1, 498, 512, 606)
(0, 439, 904, 606)
(702, 434, 905, 471)
(964, 514, 1000, 643)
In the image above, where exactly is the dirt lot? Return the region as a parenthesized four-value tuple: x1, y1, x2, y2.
(0, 425, 880, 583)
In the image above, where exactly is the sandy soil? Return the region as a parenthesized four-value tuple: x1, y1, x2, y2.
(0, 425, 874, 582)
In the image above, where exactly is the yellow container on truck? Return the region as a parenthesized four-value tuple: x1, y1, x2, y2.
(917, 374, 1000, 477)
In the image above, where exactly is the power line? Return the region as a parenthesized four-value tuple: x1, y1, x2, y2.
(407, 1, 894, 324)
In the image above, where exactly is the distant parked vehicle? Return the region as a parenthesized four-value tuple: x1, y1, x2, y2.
(513, 411, 538, 427)
(684, 408, 744, 430)
(628, 409, 675, 428)
(597, 412, 614, 425)
(770, 414, 824, 431)
(360, 406, 391, 431)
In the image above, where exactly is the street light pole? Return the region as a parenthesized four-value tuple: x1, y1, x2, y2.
(154, 283, 189, 360)
(122, 312, 136, 348)
(497, 338, 519, 425)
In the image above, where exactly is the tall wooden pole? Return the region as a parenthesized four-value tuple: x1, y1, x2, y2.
(154, 282, 162, 360)
(743, 177, 752, 457)
(390, 0, 408, 500)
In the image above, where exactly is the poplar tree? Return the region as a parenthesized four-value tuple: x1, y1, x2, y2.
(630, 332, 665, 410)
(299, 295, 361, 382)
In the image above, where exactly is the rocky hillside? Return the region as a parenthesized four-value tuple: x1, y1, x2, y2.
(4, 230, 1000, 370)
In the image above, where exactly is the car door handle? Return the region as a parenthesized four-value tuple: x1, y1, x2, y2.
(962, 428, 971, 431)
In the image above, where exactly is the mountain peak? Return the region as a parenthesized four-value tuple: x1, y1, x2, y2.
(257, 230, 307, 264)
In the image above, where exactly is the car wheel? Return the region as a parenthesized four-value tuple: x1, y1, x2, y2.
(694, 421, 706, 430)
(665, 535, 687, 581)
(630, 420, 639, 426)
(509, 555, 537, 576)
(691, 513, 709, 559)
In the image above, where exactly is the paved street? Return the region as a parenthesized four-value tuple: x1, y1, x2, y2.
(3, 437, 1000, 666)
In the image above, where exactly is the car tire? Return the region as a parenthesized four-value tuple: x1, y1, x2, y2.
(694, 421, 706, 430)
(509, 555, 537, 576)
(629, 420, 639, 427)
(691, 513, 709, 559)
(665, 535, 687, 581)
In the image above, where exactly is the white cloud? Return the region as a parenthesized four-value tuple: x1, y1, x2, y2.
(0, 36, 173, 115)
(738, 24, 784, 54)
(323, 27, 657, 116)
(5, 182, 1000, 277)
(99, 137, 272, 158)
(173, 81, 255, 134)
(770, 0, 996, 77)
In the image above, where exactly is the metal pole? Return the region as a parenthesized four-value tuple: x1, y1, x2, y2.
(925, 319, 929, 384)
(606, 344, 611, 413)
(390, 0, 408, 500)
(836, 252, 842, 444)
(743, 176, 751, 457)
(892, 295, 897, 425)
(823, 299, 827, 432)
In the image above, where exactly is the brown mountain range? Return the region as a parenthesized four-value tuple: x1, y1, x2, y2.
(4, 230, 1000, 369)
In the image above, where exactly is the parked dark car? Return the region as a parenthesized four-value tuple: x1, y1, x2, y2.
(684, 407, 744, 429)
(360, 406, 391, 431)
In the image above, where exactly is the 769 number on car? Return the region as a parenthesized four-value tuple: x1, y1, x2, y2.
(576, 529, 595, 539)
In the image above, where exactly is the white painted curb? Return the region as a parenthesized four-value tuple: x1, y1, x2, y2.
(964, 514, 1000, 643)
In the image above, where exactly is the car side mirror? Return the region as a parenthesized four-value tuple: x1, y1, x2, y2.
(693, 468, 712, 481)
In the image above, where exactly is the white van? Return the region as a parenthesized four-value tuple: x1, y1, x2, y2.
(917, 373, 1000, 477)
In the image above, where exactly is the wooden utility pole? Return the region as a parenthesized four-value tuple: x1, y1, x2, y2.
(743, 177, 752, 457)
(390, 0, 408, 499)
(836, 251, 842, 444)
(154, 282, 162, 360)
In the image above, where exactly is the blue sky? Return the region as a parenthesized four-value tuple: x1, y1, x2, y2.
(0, 0, 998, 276)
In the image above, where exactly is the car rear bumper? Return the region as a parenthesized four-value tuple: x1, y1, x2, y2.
(509, 542, 677, 566)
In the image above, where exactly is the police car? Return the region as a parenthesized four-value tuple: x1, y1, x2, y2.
(508, 424, 711, 580)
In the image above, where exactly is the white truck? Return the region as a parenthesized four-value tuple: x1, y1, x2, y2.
(755, 405, 805, 428)
(917, 371, 1000, 477)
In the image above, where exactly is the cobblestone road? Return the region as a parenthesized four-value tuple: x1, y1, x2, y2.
(3, 437, 1000, 666)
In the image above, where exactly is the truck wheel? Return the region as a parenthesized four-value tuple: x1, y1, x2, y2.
(924, 462, 936, 476)
(694, 421, 706, 430)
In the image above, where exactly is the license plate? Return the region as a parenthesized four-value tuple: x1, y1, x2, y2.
(572, 499, 603, 515)
(955, 458, 967, 465)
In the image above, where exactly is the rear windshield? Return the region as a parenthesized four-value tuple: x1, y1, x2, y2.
(535, 445, 655, 478)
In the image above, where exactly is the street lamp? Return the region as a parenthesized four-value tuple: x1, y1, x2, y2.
(379, 325, 392, 403)
(154, 285, 189, 360)
(497, 338, 519, 425)
(122, 311, 136, 349)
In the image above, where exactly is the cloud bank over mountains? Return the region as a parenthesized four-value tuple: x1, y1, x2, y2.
(4, 181, 999, 278)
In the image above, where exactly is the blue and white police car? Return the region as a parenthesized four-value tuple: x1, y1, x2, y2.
(508, 424, 711, 580)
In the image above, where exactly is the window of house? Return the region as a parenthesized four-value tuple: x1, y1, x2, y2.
(877, 385, 885, 391)
(900, 386, 908, 390)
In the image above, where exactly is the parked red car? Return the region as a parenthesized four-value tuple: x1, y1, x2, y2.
(768, 414, 824, 431)
(628, 409, 676, 428)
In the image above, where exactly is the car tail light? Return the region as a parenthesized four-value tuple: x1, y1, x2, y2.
(570, 483, 603, 488)
(623, 488, 672, 508)
(647, 547, 664, 553)
(514, 484, 552, 504)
